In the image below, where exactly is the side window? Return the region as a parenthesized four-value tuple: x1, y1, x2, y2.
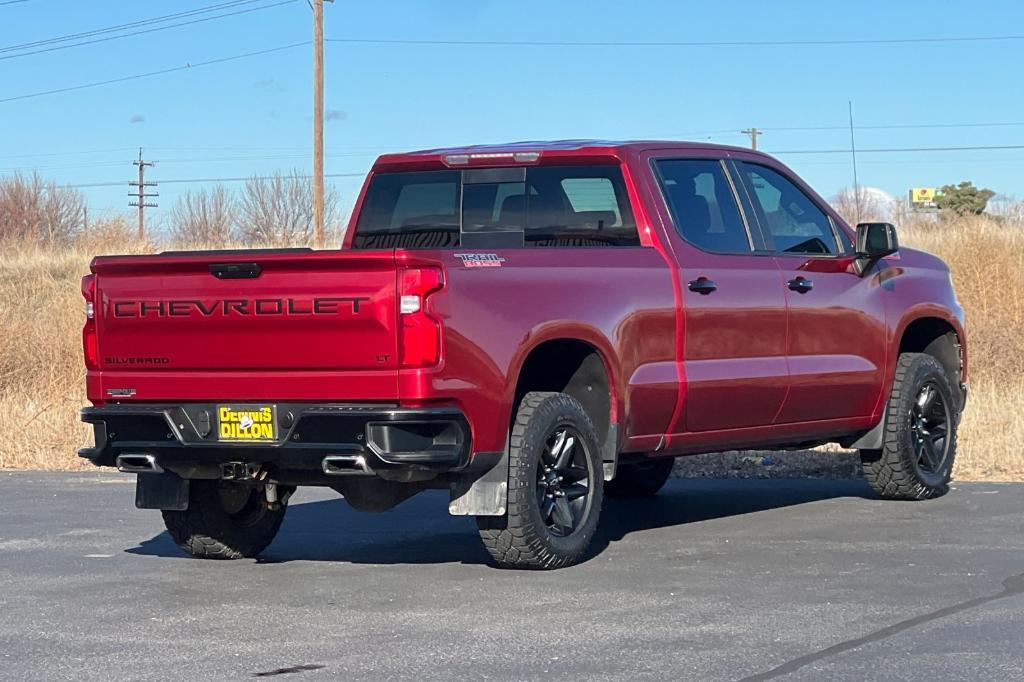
(655, 159, 751, 254)
(525, 166, 639, 247)
(739, 163, 838, 255)
(560, 178, 622, 224)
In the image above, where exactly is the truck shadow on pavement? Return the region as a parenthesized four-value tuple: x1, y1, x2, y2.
(128, 478, 874, 566)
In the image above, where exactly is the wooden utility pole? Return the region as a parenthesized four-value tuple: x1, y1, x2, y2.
(741, 128, 762, 150)
(129, 148, 157, 240)
(311, 0, 329, 247)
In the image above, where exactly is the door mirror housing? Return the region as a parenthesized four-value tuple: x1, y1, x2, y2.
(853, 222, 899, 275)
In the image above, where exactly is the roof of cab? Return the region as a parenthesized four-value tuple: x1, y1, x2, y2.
(373, 139, 764, 169)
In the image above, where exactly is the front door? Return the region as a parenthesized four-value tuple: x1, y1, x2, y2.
(733, 161, 886, 422)
(651, 157, 789, 432)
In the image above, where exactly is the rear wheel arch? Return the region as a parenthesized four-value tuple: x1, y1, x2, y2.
(508, 337, 618, 455)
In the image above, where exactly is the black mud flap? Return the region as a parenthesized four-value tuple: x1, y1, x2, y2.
(449, 450, 508, 516)
(135, 472, 189, 510)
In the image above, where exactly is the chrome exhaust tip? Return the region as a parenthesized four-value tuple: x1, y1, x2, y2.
(321, 455, 372, 476)
(115, 454, 163, 474)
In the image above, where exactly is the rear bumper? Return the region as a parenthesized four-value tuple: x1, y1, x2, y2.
(79, 403, 471, 478)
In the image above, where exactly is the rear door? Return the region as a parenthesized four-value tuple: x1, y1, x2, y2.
(651, 157, 789, 432)
(733, 161, 886, 422)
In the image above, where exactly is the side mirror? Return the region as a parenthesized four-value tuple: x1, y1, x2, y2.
(854, 222, 898, 275)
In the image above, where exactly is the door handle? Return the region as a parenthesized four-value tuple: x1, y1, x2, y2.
(787, 277, 813, 293)
(687, 277, 718, 295)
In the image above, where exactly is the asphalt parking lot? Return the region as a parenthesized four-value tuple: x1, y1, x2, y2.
(1, 472, 1022, 681)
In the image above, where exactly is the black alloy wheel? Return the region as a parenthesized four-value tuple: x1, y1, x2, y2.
(909, 380, 952, 480)
(536, 426, 594, 537)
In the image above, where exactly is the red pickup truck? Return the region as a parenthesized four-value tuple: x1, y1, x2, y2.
(80, 141, 967, 569)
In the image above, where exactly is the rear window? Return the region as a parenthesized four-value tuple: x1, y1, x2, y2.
(352, 165, 639, 248)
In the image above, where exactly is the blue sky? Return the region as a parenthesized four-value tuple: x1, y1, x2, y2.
(1, 0, 1022, 226)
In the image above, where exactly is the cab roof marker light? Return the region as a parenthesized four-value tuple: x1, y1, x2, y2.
(467, 152, 514, 160)
(443, 151, 540, 166)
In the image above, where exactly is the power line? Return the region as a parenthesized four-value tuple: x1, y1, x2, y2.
(24, 125, 1024, 159)
(770, 144, 1024, 155)
(0, 0, 31, 5)
(49, 144, 1024, 188)
(789, 157, 1024, 166)
(9, 143, 1024, 177)
(761, 121, 1024, 132)
(0, 41, 309, 104)
(325, 34, 1024, 48)
(1, 150, 381, 174)
(0, 0, 265, 53)
(62, 172, 365, 189)
(0, 147, 138, 160)
(8, 121, 1024, 162)
(7, 141, 1024, 172)
(0, 0, 299, 61)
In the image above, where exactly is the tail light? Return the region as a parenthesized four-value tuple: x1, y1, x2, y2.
(81, 274, 99, 370)
(398, 267, 443, 368)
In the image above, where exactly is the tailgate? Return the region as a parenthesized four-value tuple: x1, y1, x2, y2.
(90, 249, 399, 400)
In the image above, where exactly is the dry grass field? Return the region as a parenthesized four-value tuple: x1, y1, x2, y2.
(0, 216, 1021, 479)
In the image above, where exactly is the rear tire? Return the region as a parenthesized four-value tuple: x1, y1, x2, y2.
(860, 353, 959, 500)
(476, 392, 603, 570)
(162, 480, 288, 559)
(605, 457, 674, 498)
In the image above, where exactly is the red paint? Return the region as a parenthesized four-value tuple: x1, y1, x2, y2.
(84, 140, 967, 460)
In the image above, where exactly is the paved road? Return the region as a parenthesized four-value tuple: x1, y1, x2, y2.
(1, 472, 1022, 681)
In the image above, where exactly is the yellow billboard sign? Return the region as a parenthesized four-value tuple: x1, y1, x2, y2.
(910, 187, 937, 204)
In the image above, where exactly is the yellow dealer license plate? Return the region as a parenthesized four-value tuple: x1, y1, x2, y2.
(217, 405, 277, 442)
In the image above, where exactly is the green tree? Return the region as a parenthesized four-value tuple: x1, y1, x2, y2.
(935, 181, 996, 216)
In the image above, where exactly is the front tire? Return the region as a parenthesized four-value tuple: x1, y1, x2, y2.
(605, 457, 674, 498)
(860, 353, 959, 500)
(162, 480, 288, 559)
(477, 392, 603, 570)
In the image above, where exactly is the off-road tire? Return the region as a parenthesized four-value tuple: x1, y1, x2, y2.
(476, 392, 603, 570)
(860, 353, 959, 500)
(162, 480, 288, 559)
(605, 457, 675, 498)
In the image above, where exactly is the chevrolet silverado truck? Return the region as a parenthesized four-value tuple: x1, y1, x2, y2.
(80, 141, 967, 569)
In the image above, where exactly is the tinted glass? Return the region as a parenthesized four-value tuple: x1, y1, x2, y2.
(352, 165, 639, 248)
(525, 165, 638, 246)
(739, 163, 838, 255)
(460, 167, 526, 247)
(655, 159, 751, 253)
(353, 170, 460, 248)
